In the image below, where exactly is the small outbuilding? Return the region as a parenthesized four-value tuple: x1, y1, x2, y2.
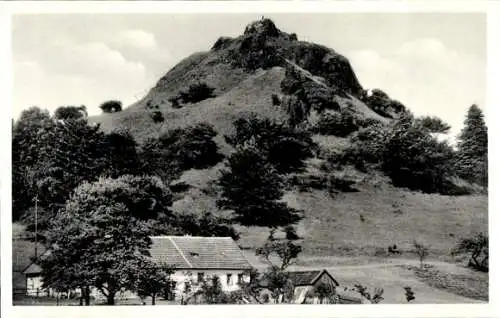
(286, 269, 362, 304)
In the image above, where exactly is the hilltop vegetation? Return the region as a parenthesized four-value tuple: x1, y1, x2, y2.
(13, 18, 487, 304)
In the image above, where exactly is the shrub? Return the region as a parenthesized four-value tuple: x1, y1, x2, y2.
(313, 108, 358, 137)
(54, 105, 87, 120)
(168, 96, 182, 109)
(178, 82, 216, 104)
(99, 100, 122, 113)
(271, 94, 281, 106)
(151, 111, 164, 123)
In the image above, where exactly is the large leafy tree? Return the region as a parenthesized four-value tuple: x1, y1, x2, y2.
(217, 146, 302, 228)
(39, 175, 175, 305)
(12, 107, 55, 220)
(225, 115, 315, 174)
(34, 119, 108, 216)
(455, 105, 488, 186)
(382, 113, 455, 193)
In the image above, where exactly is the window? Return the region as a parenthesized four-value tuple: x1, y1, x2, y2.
(226, 274, 233, 285)
(238, 273, 244, 284)
(197, 272, 204, 283)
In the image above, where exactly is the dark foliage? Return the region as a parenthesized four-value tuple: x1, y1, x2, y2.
(415, 116, 451, 134)
(381, 115, 455, 194)
(217, 147, 302, 228)
(362, 89, 406, 118)
(178, 82, 216, 104)
(225, 115, 315, 174)
(271, 94, 281, 106)
(99, 100, 122, 113)
(54, 105, 88, 121)
(452, 233, 488, 272)
(151, 111, 165, 123)
(101, 129, 141, 178)
(175, 211, 240, 240)
(313, 108, 358, 137)
(140, 123, 223, 183)
(455, 105, 488, 186)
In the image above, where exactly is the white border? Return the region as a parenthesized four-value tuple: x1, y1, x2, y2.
(1, 1, 499, 318)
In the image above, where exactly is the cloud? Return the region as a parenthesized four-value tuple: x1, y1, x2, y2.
(348, 38, 486, 137)
(13, 40, 153, 118)
(115, 29, 157, 50)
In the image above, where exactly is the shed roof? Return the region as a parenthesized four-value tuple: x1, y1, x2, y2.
(149, 236, 253, 269)
(287, 269, 339, 286)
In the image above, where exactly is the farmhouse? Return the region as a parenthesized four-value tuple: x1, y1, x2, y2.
(148, 236, 253, 300)
(21, 236, 253, 302)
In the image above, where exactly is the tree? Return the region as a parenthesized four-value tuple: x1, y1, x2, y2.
(415, 115, 451, 134)
(39, 175, 175, 305)
(217, 146, 302, 228)
(452, 233, 488, 272)
(54, 105, 88, 121)
(12, 107, 55, 220)
(413, 239, 430, 269)
(99, 100, 122, 113)
(136, 262, 174, 305)
(140, 123, 223, 183)
(225, 115, 315, 174)
(197, 275, 230, 304)
(101, 129, 141, 178)
(312, 283, 337, 304)
(256, 239, 302, 271)
(382, 113, 455, 193)
(455, 105, 488, 186)
(261, 266, 295, 303)
(354, 284, 384, 304)
(175, 211, 239, 240)
(34, 119, 108, 215)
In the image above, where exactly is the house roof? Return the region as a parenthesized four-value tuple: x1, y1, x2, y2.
(21, 236, 253, 276)
(149, 236, 253, 269)
(287, 269, 339, 286)
(13, 239, 47, 272)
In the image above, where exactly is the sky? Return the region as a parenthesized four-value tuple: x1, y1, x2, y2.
(12, 13, 486, 138)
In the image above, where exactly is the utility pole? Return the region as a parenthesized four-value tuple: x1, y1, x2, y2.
(34, 194, 38, 260)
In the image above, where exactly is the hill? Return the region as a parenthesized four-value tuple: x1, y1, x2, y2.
(14, 18, 483, 265)
(85, 18, 488, 261)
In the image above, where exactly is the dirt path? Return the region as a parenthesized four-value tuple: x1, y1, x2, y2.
(245, 253, 484, 304)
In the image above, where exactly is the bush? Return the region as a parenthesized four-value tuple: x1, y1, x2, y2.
(99, 100, 122, 113)
(178, 82, 216, 104)
(313, 109, 358, 137)
(168, 96, 182, 109)
(271, 94, 281, 106)
(151, 111, 164, 123)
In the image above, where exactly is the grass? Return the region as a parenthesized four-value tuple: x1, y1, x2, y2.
(403, 265, 488, 301)
(236, 183, 487, 259)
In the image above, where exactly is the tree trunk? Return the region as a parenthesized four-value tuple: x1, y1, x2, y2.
(84, 286, 91, 306)
(106, 294, 115, 305)
(152, 294, 156, 305)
